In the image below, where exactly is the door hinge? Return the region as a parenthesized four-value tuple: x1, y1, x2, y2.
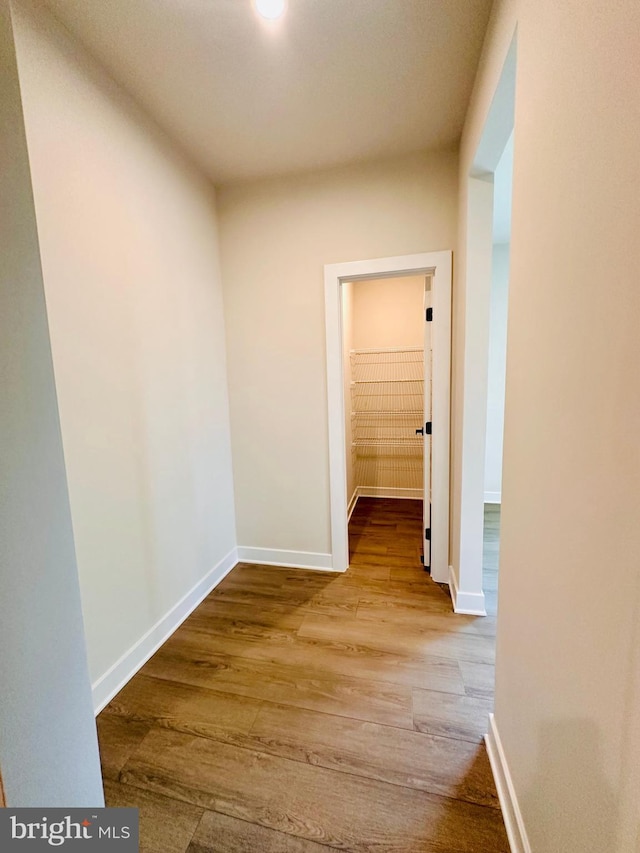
(426, 307, 433, 322)
(425, 421, 432, 435)
(425, 527, 431, 540)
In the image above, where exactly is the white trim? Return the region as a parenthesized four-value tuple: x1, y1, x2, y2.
(92, 547, 238, 713)
(347, 490, 359, 522)
(324, 252, 451, 580)
(237, 547, 336, 572)
(429, 253, 452, 583)
(449, 564, 487, 616)
(485, 714, 532, 853)
(484, 491, 502, 504)
(358, 486, 423, 500)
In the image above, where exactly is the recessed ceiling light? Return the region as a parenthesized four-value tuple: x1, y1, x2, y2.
(254, 0, 287, 20)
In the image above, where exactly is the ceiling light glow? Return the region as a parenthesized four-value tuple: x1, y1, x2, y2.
(254, 0, 286, 20)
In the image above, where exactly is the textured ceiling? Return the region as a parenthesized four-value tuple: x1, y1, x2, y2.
(43, 0, 493, 185)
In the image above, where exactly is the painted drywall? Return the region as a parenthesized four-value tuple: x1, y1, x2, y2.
(492, 131, 514, 244)
(452, 174, 494, 607)
(458, 0, 640, 850)
(12, 0, 237, 695)
(484, 243, 509, 502)
(351, 276, 425, 349)
(218, 149, 457, 555)
(0, 1, 103, 806)
(450, 35, 515, 604)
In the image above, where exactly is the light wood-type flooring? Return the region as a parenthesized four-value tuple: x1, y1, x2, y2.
(98, 497, 507, 852)
(483, 503, 500, 616)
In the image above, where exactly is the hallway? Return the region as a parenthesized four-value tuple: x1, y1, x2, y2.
(98, 498, 507, 852)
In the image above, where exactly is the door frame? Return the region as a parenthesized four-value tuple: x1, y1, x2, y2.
(324, 251, 452, 581)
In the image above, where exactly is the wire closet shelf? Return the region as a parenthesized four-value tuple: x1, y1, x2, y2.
(350, 347, 424, 490)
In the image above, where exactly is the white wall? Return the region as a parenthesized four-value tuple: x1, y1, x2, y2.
(12, 0, 237, 705)
(218, 149, 457, 559)
(458, 1, 640, 850)
(0, 1, 102, 806)
(352, 275, 425, 349)
(484, 243, 509, 502)
(452, 175, 494, 606)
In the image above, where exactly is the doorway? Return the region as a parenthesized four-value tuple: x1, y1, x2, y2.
(454, 36, 516, 616)
(343, 275, 428, 566)
(482, 131, 513, 614)
(324, 251, 451, 582)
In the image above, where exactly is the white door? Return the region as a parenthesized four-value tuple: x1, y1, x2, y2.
(422, 281, 433, 569)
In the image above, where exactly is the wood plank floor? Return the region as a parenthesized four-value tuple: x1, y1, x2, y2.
(98, 497, 507, 852)
(483, 503, 500, 617)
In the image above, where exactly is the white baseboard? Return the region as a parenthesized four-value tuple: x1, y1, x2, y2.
(237, 546, 337, 572)
(347, 490, 359, 522)
(484, 491, 502, 504)
(357, 486, 423, 500)
(92, 547, 238, 714)
(485, 714, 532, 853)
(448, 565, 487, 616)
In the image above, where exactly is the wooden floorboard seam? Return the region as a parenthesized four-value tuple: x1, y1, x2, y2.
(98, 498, 507, 852)
(116, 724, 503, 813)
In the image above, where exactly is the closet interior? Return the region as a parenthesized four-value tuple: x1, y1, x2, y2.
(350, 347, 424, 495)
(343, 275, 429, 525)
